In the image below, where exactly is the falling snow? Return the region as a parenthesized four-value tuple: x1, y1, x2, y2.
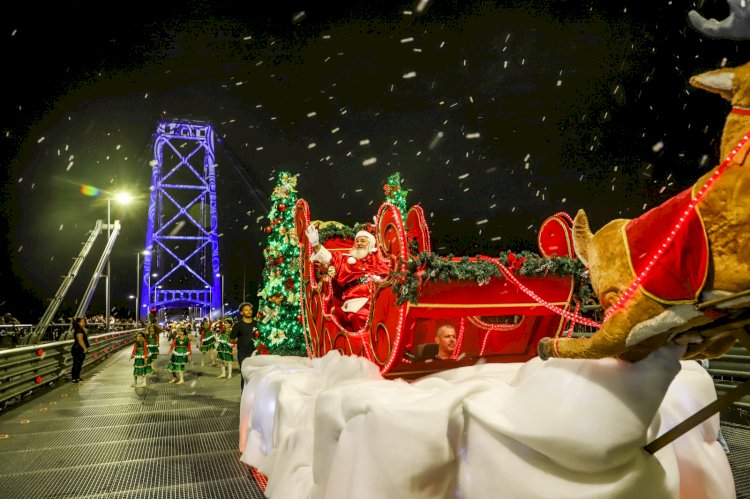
(3, 2, 742, 321)
(416, 0, 432, 13)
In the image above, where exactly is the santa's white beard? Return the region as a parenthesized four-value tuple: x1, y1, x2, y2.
(349, 246, 369, 260)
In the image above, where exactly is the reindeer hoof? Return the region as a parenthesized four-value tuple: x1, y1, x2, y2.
(537, 338, 551, 361)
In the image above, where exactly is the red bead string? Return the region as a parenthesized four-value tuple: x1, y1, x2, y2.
(477, 255, 602, 328)
(603, 131, 750, 323)
(565, 301, 580, 338)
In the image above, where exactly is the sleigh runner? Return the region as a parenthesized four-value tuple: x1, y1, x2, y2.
(294, 198, 588, 377)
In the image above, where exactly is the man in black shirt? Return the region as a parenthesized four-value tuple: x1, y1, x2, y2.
(229, 302, 259, 390)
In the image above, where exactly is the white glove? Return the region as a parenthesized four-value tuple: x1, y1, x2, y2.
(305, 225, 320, 247)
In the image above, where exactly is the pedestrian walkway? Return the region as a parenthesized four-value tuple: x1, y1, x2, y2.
(0, 335, 265, 498)
(724, 422, 750, 499)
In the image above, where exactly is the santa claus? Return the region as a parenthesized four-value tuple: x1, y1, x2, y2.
(305, 224, 391, 331)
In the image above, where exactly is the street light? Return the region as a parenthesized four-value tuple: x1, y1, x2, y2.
(216, 273, 224, 317)
(106, 191, 133, 332)
(135, 250, 150, 324)
(205, 284, 211, 319)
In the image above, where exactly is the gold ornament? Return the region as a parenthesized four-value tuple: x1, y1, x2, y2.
(269, 294, 284, 305)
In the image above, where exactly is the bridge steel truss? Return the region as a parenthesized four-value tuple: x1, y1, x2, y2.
(139, 120, 221, 319)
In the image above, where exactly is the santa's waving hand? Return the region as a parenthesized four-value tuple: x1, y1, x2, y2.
(305, 224, 320, 249)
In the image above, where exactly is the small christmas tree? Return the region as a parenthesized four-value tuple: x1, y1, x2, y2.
(383, 172, 408, 220)
(256, 171, 306, 356)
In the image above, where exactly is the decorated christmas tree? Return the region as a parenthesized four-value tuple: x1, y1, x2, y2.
(256, 171, 306, 356)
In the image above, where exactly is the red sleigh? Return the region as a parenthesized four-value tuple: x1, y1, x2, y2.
(294, 199, 580, 378)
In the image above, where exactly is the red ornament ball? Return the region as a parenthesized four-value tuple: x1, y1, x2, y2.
(278, 203, 286, 212)
(297, 314, 303, 323)
(265, 226, 272, 234)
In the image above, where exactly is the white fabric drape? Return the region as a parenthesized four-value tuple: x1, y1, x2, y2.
(239, 345, 735, 499)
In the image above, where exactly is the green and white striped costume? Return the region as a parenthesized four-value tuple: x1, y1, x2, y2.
(167, 335, 191, 372)
(131, 339, 152, 376)
(214, 320, 234, 362)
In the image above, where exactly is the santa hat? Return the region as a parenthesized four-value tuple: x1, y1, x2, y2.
(355, 230, 378, 252)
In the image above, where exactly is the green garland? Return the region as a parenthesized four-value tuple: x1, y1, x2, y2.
(390, 250, 594, 306)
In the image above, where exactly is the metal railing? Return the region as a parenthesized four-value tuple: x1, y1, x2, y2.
(709, 344, 750, 409)
(0, 324, 34, 348)
(0, 328, 139, 411)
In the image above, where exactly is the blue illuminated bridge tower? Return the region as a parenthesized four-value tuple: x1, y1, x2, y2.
(139, 120, 221, 320)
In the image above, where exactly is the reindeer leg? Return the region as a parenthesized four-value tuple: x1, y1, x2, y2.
(539, 309, 647, 361)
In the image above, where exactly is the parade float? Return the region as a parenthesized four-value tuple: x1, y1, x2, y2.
(293, 198, 595, 378)
(238, 192, 734, 498)
(236, 60, 748, 499)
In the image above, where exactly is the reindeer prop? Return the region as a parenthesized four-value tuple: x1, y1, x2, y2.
(539, 61, 750, 362)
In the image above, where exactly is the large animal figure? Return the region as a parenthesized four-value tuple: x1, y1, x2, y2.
(539, 61, 750, 362)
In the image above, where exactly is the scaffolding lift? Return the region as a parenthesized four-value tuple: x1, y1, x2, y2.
(29, 220, 120, 343)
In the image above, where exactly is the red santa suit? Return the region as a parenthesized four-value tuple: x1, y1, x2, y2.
(311, 233, 391, 331)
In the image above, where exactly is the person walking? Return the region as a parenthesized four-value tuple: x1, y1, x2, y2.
(230, 303, 259, 390)
(70, 317, 89, 383)
(144, 322, 162, 373)
(130, 331, 152, 388)
(198, 318, 217, 367)
(215, 318, 235, 379)
(167, 325, 192, 385)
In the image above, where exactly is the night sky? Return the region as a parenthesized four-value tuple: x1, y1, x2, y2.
(1, 1, 746, 322)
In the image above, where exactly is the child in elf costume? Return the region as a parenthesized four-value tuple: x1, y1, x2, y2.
(130, 331, 152, 388)
(144, 322, 162, 373)
(198, 318, 217, 367)
(214, 318, 236, 379)
(167, 325, 192, 385)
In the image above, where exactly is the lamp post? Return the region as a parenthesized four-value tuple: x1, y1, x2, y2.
(216, 273, 224, 317)
(135, 250, 150, 324)
(135, 253, 140, 324)
(204, 284, 212, 319)
(129, 295, 136, 321)
(150, 272, 158, 308)
(106, 192, 133, 332)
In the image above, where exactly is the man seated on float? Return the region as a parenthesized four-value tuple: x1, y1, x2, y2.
(305, 224, 391, 331)
(434, 322, 457, 360)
